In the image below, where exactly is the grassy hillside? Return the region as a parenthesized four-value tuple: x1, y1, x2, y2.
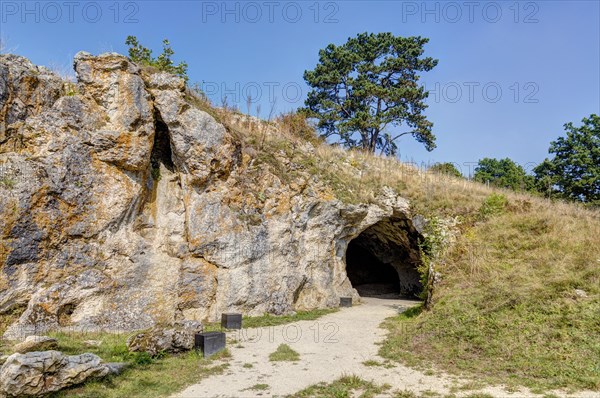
(193, 92, 600, 392)
(381, 198, 600, 391)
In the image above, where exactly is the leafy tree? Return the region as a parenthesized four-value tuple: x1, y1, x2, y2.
(125, 36, 188, 82)
(534, 114, 600, 204)
(429, 162, 462, 178)
(303, 32, 438, 155)
(473, 158, 534, 191)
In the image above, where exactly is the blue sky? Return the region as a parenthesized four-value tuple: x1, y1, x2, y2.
(1, 0, 599, 173)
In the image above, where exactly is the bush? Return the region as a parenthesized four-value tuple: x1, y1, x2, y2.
(429, 162, 462, 178)
(130, 351, 154, 365)
(125, 36, 188, 82)
(479, 193, 508, 218)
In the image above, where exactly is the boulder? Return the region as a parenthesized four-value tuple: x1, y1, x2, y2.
(126, 320, 203, 356)
(13, 335, 58, 353)
(0, 350, 119, 397)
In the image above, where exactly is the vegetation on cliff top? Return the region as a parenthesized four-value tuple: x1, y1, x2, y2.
(125, 36, 188, 82)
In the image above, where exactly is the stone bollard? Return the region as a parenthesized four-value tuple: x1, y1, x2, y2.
(221, 313, 242, 329)
(340, 297, 353, 307)
(195, 332, 226, 358)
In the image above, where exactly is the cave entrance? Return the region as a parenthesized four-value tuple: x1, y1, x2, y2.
(345, 218, 423, 299)
(150, 110, 175, 174)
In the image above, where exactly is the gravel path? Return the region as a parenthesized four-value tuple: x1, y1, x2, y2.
(173, 297, 595, 398)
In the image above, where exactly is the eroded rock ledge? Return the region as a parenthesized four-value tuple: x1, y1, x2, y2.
(0, 52, 423, 339)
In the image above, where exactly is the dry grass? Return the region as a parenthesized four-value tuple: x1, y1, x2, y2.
(197, 96, 494, 214)
(186, 89, 511, 213)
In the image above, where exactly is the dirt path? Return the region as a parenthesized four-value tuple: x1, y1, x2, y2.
(173, 298, 592, 398)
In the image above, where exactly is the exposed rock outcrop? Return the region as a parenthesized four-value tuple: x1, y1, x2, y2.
(0, 350, 120, 396)
(0, 52, 424, 340)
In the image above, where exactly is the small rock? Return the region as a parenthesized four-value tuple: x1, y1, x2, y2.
(574, 289, 588, 298)
(84, 340, 103, 347)
(126, 321, 203, 356)
(13, 335, 58, 353)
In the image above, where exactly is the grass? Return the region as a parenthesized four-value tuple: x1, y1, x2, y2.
(0, 177, 16, 189)
(244, 383, 269, 391)
(52, 351, 230, 398)
(362, 359, 383, 367)
(290, 375, 390, 398)
(242, 308, 337, 328)
(268, 343, 300, 362)
(380, 196, 600, 392)
(362, 359, 395, 369)
(0, 331, 233, 398)
(393, 391, 418, 398)
(204, 308, 338, 331)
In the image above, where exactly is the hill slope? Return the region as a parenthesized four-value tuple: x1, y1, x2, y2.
(1, 52, 598, 392)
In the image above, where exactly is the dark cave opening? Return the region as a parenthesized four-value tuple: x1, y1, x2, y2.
(346, 241, 400, 297)
(150, 111, 175, 174)
(345, 218, 423, 298)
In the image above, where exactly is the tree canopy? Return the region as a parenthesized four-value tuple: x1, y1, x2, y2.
(534, 114, 600, 204)
(473, 158, 534, 191)
(125, 36, 188, 82)
(303, 32, 438, 155)
(429, 162, 463, 178)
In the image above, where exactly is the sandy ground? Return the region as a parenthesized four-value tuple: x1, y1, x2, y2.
(174, 298, 598, 398)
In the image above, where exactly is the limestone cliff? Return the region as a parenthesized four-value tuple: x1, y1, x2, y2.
(0, 53, 423, 339)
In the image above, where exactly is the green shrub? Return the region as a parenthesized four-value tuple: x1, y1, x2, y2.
(125, 36, 188, 82)
(151, 166, 161, 181)
(479, 193, 508, 218)
(130, 351, 153, 365)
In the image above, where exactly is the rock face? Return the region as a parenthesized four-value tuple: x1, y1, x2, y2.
(0, 350, 116, 396)
(0, 52, 424, 339)
(13, 335, 58, 354)
(126, 320, 203, 356)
